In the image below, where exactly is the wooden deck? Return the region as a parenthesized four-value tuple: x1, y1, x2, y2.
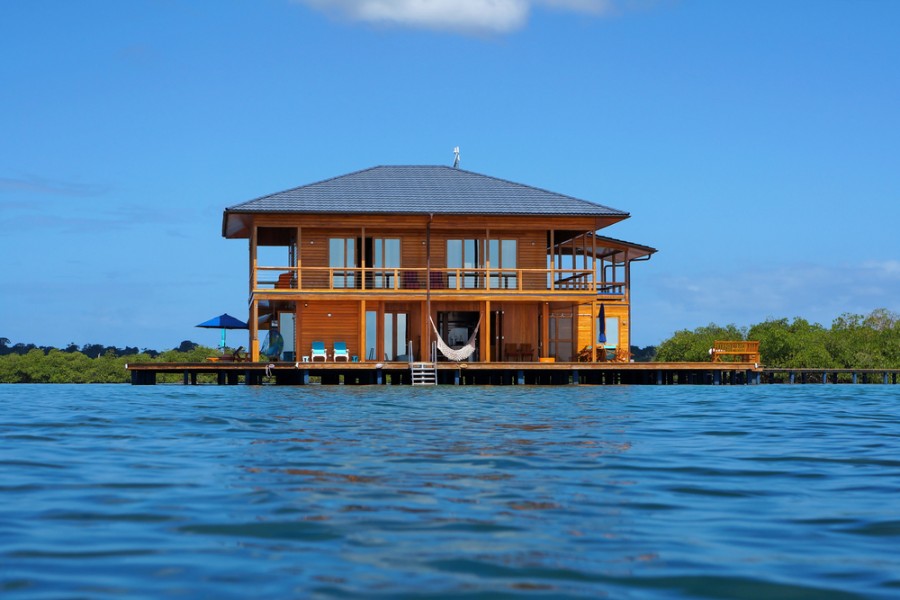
(127, 361, 768, 386)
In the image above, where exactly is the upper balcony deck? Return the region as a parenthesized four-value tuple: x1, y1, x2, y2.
(252, 266, 626, 300)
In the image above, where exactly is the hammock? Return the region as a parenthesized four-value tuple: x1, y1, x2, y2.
(259, 329, 284, 360)
(429, 316, 482, 362)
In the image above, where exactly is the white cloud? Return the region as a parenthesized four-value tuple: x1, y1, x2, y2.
(0, 174, 108, 197)
(295, 0, 620, 34)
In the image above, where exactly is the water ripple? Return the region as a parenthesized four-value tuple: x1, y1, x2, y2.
(1, 383, 898, 598)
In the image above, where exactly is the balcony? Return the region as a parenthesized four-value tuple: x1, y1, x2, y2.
(254, 266, 625, 298)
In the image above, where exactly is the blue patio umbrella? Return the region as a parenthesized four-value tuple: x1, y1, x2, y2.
(196, 313, 248, 350)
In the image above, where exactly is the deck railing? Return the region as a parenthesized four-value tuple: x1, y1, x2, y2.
(255, 266, 625, 296)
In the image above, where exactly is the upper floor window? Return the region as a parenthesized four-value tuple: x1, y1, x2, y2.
(488, 239, 517, 289)
(447, 239, 481, 289)
(446, 239, 517, 289)
(372, 238, 400, 289)
(329, 238, 356, 288)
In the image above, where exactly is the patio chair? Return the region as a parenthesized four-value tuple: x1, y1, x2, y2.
(311, 341, 327, 362)
(275, 272, 293, 289)
(402, 270, 420, 289)
(227, 346, 247, 362)
(333, 342, 350, 362)
(518, 343, 534, 362)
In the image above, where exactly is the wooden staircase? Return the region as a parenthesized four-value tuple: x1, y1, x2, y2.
(411, 362, 437, 386)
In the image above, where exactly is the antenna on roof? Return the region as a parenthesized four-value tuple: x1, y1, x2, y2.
(453, 147, 460, 169)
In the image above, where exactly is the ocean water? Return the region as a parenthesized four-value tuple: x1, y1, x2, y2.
(1, 384, 899, 599)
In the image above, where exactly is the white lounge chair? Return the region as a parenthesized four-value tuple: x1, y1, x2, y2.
(333, 342, 350, 362)
(311, 341, 327, 362)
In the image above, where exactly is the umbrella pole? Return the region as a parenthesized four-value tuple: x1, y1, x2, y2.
(221, 329, 226, 352)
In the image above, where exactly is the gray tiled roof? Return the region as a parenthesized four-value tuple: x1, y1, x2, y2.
(226, 166, 628, 217)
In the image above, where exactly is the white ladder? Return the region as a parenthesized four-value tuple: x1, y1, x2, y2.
(411, 362, 437, 386)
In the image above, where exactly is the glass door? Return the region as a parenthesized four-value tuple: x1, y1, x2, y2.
(549, 312, 574, 361)
(329, 238, 356, 288)
(372, 238, 400, 289)
(447, 239, 481, 289)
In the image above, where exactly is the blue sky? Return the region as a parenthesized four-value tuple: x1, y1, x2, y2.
(2, 0, 898, 350)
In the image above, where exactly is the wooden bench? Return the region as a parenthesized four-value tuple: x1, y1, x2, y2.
(710, 341, 760, 364)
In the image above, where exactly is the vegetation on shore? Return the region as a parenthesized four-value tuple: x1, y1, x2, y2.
(1, 308, 896, 383)
(0, 340, 218, 384)
(654, 309, 899, 368)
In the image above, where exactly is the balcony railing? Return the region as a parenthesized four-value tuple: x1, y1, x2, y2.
(254, 266, 625, 296)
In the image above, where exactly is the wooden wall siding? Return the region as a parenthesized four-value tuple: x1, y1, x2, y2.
(496, 303, 539, 358)
(298, 301, 360, 360)
(519, 232, 548, 290)
(576, 303, 595, 357)
(403, 234, 427, 269)
(574, 302, 631, 361)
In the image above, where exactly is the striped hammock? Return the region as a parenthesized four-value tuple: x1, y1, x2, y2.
(429, 316, 482, 362)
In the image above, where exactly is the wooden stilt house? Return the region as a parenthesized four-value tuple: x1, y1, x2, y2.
(222, 166, 656, 363)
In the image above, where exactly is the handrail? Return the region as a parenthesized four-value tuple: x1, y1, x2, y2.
(252, 265, 625, 295)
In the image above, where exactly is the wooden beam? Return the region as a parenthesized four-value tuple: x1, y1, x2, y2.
(483, 300, 491, 363)
(541, 302, 550, 359)
(250, 299, 259, 362)
(359, 299, 366, 363)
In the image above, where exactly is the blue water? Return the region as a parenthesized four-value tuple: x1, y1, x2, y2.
(2, 384, 899, 599)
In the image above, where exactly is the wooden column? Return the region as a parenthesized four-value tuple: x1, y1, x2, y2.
(294, 226, 301, 356)
(250, 224, 259, 362)
(421, 300, 428, 363)
(483, 300, 491, 363)
(541, 302, 550, 359)
(250, 299, 259, 362)
(590, 301, 597, 362)
(296, 226, 302, 290)
(359, 299, 366, 362)
(624, 249, 631, 361)
(485, 228, 491, 292)
(360, 226, 366, 290)
(549, 230, 555, 291)
(425, 216, 432, 357)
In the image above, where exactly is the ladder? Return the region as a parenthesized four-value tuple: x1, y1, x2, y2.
(411, 362, 437, 386)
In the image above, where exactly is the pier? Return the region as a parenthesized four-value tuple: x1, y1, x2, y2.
(127, 361, 769, 386)
(127, 362, 900, 386)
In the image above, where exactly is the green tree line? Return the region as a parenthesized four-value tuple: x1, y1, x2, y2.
(654, 308, 899, 368)
(0, 340, 219, 384)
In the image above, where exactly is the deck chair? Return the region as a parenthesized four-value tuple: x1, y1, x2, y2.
(275, 272, 293, 289)
(402, 270, 420, 289)
(333, 342, 350, 362)
(311, 341, 327, 362)
(518, 343, 534, 362)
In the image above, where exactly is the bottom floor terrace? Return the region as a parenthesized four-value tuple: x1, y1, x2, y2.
(248, 297, 633, 365)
